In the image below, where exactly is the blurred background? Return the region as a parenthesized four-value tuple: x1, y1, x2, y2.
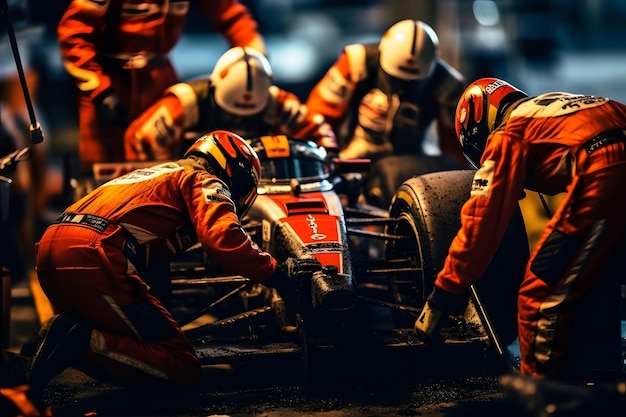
(12, 0, 626, 164)
(2, 0, 626, 275)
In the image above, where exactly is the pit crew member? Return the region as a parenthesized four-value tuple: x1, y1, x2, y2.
(58, 0, 267, 176)
(28, 130, 319, 401)
(414, 77, 626, 381)
(305, 19, 468, 206)
(124, 46, 338, 162)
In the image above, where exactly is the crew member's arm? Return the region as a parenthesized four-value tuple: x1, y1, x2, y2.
(436, 133, 527, 293)
(57, 0, 112, 100)
(416, 132, 527, 340)
(187, 174, 278, 282)
(197, 0, 267, 55)
(125, 82, 202, 161)
(305, 45, 364, 132)
(270, 87, 339, 152)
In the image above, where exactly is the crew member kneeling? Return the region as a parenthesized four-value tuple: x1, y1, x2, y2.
(28, 130, 317, 400)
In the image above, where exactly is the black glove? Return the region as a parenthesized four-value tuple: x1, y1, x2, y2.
(280, 257, 322, 277)
(263, 257, 322, 292)
(94, 88, 128, 127)
(414, 286, 466, 343)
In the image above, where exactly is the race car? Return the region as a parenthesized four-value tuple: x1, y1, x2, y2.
(167, 134, 530, 379)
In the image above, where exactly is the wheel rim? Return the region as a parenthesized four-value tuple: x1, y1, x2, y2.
(385, 210, 427, 325)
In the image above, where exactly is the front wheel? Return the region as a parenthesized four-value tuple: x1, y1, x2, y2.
(385, 170, 528, 346)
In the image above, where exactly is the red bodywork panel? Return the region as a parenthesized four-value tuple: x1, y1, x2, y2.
(265, 192, 345, 273)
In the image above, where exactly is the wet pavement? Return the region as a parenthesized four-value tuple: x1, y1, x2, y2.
(7, 277, 625, 417)
(35, 366, 510, 417)
(3, 274, 519, 417)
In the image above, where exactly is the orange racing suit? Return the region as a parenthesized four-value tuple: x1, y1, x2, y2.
(34, 158, 277, 384)
(124, 80, 339, 161)
(434, 92, 626, 379)
(58, 0, 266, 174)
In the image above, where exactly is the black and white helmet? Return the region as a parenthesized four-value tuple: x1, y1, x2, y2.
(378, 19, 439, 81)
(210, 46, 273, 116)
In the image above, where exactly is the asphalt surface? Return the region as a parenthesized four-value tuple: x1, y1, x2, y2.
(6, 348, 624, 417)
(37, 366, 508, 417)
(5, 348, 514, 417)
(6, 279, 626, 417)
(3, 277, 518, 417)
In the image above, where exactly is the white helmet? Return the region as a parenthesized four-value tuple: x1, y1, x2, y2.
(378, 19, 439, 81)
(210, 46, 273, 116)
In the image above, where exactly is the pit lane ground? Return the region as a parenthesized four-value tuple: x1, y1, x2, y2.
(5, 273, 503, 417)
(5, 273, 625, 417)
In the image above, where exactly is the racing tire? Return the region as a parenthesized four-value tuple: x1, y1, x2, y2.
(385, 170, 528, 346)
(363, 154, 463, 209)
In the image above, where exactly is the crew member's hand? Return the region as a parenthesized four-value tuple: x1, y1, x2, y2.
(414, 286, 466, 343)
(279, 257, 323, 278)
(125, 100, 181, 161)
(263, 256, 322, 292)
(414, 299, 446, 343)
(94, 88, 128, 127)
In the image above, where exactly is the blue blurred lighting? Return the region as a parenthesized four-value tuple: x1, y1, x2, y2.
(269, 40, 318, 83)
(473, 0, 500, 26)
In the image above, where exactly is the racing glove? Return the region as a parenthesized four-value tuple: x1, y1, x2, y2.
(125, 97, 183, 161)
(94, 88, 128, 127)
(414, 286, 466, 343)
(263, 257, 323, 292)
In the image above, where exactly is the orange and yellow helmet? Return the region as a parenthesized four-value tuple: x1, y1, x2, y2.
(185, 130, 261, 216)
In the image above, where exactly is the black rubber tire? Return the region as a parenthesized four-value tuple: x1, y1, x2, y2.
(363, 154, 463, 208)
(385, 170, 528, 345)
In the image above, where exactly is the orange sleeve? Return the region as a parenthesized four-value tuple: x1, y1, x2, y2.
(434, 132, 527, 294)
(57, 0, 112, 98)
(205, 213, 278, 282)
(125, 94, 186, 161)
(186, 174, 278, 282)
(305, 50, 355, 133)
(196, 0, 266, 54)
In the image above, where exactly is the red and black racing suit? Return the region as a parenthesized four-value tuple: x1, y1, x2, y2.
(35, 158, 277, 384)
(434, 92, 626, 379)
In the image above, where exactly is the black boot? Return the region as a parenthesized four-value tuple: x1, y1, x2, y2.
(27, 314, 92, 401)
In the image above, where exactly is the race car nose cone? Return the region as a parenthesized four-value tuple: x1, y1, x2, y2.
(311, 266, 357, 311)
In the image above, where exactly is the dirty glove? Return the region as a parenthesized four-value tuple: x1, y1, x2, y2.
(414, 286, 466, 343)
(95, 88, 128, 127)
(264, 257, 322, 292)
